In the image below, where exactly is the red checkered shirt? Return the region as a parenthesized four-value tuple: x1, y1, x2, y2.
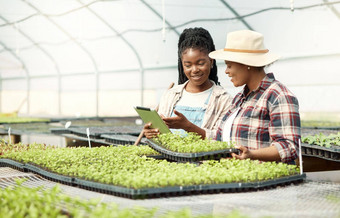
(216, 73, 300, 163)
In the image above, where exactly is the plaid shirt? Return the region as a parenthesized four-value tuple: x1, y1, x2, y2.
(216, 73, 300, 163)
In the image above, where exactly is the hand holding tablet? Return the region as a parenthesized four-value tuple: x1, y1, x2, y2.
(134, 106, 171, 134)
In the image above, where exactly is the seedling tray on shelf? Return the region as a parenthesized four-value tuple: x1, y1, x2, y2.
(3, 123, 53, 135)
(72, 173, 306, 199)
(301, 143, 340, 162)
(69, 126, 143, 139)
(24, 163, 75, 185)
(0, 158, 25, 171)
(50, 128, 72, 135)
(146, 139, 239, 162)
(101, 134, 147, 145)
(0, 158, 305, 199)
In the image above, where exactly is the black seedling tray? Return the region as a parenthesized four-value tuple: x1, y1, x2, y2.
(301, 143, 340, 162)
(0, 158, 25, 171)
(3, 123, 53, 135)
(69, 126, 143, 139)
(74, 173, 305, 199)
(101, 134, 147, 145)
(50, 128, 72, 135)
(24, 163, 75, 186)
(68, 127, 108, 139)
(147, 139, 239, 162)
(0, 158, 305, 199)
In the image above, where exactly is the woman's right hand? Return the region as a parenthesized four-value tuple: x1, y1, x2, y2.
(143, 122, 160, 139)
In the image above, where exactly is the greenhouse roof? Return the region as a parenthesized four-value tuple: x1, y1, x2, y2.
(0, 0, 340, 116)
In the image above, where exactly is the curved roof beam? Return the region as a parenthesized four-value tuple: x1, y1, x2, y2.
(22, 0, 99, 73)
(77, 0, 147, 106)
(0, 15, 63, 114)
(0, 41, 29, 78)
(0, 16, 61, 75)
(323, 0, 340, 20)
(219, 0, 253, 30)
(0, 40, 30, 113)
(0, 0, 105, 28)
(139, 0, 180, 36)
(22, 0, 101, 115)
(4, 2, 340, 36)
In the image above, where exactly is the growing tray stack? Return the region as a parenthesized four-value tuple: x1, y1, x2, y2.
(146, 139, 239, 162)
(301, 130, 340, 162)
(301, 143, 340, 162)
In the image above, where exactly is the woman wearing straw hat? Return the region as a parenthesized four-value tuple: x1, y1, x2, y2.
(209, 30, 300, 163)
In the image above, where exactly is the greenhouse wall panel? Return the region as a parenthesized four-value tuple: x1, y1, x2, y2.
(29, 91, 58, 115)
(99, 72, 141, 91)
(60, 91, 96, 116)
(99, 90, 157, 117)
(1, 91, 27, 113)
(61, 75, 96, 91)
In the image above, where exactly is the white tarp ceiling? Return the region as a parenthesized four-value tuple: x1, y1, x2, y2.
(0, 0, 339, 116)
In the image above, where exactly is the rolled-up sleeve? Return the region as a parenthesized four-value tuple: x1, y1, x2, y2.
(269, 93, 300, 163)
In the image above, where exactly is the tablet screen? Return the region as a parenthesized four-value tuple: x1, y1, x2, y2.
(134, 106, 171, 134)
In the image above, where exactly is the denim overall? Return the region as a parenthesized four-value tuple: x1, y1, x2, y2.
(170, 90, 212, 136)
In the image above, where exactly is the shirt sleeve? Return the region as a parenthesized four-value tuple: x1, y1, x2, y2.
(157, 89, 176, 118)
(204, 93, 233, 139)
(269, 92, 301, 163)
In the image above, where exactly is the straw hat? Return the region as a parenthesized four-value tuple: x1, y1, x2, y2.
(209, 30, 280, 67)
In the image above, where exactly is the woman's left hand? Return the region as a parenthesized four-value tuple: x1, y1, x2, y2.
(231, 145, 253, 160)
(162, 110, 190, 129)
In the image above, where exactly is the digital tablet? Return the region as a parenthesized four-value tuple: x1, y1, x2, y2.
(134, 106, 171, 134)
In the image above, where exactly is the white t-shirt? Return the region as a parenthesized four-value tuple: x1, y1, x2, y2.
(176, 87, 213, 107)
(222, 107, 240, 142)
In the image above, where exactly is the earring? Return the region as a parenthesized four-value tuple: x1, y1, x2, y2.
(211, 65, 213, 69)
(247, 66, 250, 70)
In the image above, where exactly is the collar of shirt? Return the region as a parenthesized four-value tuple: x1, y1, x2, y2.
(170, 80, 226, 98)
(232, 73, 276, 108)
(239, 72, 275, 97)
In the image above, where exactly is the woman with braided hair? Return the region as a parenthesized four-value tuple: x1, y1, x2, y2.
(144, 27, 232, 139)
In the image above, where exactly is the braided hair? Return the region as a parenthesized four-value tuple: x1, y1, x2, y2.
(177, 27, 219, 85)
